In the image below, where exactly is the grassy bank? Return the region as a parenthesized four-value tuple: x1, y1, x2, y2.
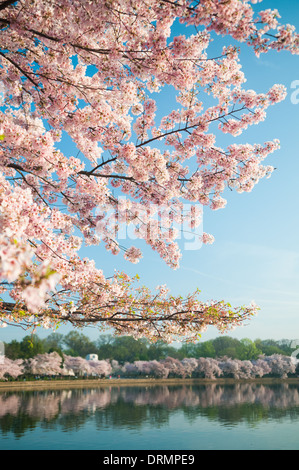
(1, 377, 299, 391)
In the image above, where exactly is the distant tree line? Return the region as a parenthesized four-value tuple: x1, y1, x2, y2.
(3, 333, 296, 364)
(1, 351, 298, 382)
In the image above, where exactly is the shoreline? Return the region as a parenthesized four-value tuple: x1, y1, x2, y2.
(1, 376, 299, 391)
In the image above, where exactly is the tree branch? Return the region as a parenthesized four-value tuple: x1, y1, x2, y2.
(0, 0, 18, 12)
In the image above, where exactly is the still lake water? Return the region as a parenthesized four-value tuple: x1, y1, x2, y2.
(1, 382, 299, 450)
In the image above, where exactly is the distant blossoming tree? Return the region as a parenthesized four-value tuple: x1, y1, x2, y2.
(62, 354, 111, 377)
(25, 351, 65, 376)
(87, 359, 112, 377)
(0, 353, 298, 380)
(251, 357, 272, 377)
(0, 0, 298, 341)
(262, 354, 296, 379)
(0, 356, 24, 380)
(196, 356, 223, 379)
(181, 357, 198, 377)
(63, 355, 92, 377)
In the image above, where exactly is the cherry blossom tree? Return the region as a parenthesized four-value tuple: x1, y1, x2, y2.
(148, 360, 170, 379)
(122, 359, 169, 378)
(0, 0, 298, 341)
(63, 355, 92, 377)
(62, 355, 111, 377)
(25, 351, 66, 376)
(218, 357, 255, 379)
(251, 357, 272, 378)
(160, 356, 187, 377)
(181, 357, 198, 377)
(87, 359, 112, 377)
(1, 353, 298, 381)
(262, 354, 296, 379)
(111, 359, 122, 376)
(196, 357, 223, 379)
(0, 356, 24, 380)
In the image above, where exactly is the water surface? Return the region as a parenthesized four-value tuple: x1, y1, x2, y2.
(1, 382, 299, 450)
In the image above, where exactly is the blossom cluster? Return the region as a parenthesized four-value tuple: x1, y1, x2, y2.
(121, 354, 297, 380)
(0, 352, 297, 381)
(0, 0, 297, 338)
(0, 352, 112, 379)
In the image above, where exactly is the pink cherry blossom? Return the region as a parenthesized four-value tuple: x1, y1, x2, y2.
(0, 357, 24, 380)
(0, 0, 297, 341)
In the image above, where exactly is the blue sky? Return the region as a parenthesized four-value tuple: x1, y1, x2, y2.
(1, 0, 299, 344)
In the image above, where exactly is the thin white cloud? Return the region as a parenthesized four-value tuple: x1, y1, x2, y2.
(181, 239, 299, 298)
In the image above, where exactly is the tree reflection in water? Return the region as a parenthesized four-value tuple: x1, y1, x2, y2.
(1, 383, 299, 438)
